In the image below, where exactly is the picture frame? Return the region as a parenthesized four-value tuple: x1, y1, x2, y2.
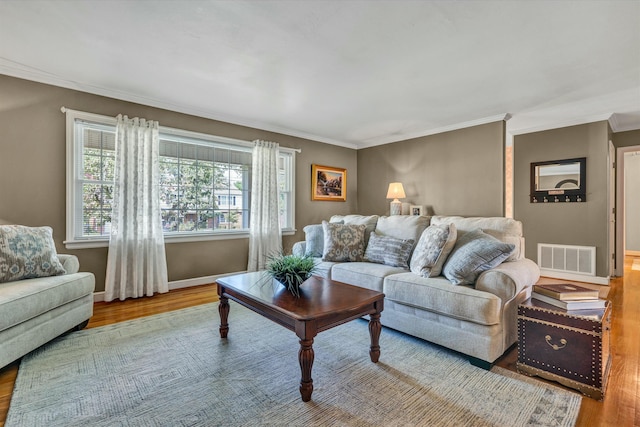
(311, 164, 346, 202)
(410, 205, 425, 216)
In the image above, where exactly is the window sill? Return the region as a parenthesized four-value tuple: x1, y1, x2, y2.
(64, 229, 296, 250)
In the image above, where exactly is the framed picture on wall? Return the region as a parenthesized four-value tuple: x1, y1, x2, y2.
(311, 164, 347, 202)
(410, 205, 425, 216)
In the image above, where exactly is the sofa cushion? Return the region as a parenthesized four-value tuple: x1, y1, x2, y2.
(322, 221, 366, 262)
(0, 272, 95, 332)
(442, 229, 515, 285)
(410, 223, 457, 278)
(375, 215, 430, 247)
(364, 232, 414, 268)
(0, 225, 66, 283)
(332, 262, 407, 292)
(431, 216, 524, 261)
(383, 272, 502, 325)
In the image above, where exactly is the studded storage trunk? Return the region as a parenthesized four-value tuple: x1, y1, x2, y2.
(516, 298, 611, 400)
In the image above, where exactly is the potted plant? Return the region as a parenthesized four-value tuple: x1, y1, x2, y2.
(265, 253, 317, 297)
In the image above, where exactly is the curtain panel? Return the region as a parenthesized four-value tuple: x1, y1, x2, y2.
(247, 140, 282, 271)
(105, 115, 168, 301)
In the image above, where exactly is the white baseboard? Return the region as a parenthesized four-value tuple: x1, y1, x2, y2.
(93, 271, 246, 302)
(539, 269, 610, 286)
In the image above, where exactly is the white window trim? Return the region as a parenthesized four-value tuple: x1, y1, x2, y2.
(62, 107, 297, 249)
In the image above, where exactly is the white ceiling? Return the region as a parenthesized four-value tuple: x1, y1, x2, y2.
(1, 1, 639, 149)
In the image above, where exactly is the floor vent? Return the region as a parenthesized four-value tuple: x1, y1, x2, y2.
(537, 243, 596, 277)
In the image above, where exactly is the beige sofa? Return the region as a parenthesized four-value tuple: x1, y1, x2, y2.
(292, 214, 540, 368)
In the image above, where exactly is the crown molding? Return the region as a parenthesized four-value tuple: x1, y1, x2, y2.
(355, 113, 511, 149)
(507, 113, 614, 136)
(609, 113, 640, 133)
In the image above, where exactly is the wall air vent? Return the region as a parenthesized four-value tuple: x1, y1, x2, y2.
(537, 243, 596, 277)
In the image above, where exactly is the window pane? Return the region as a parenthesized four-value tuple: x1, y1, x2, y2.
(179, 210, 196, 231)
(197, 210, 215, 231)
(198, 187, 213, 208)
(103, 154, 115, 182)
(83, 210, 102, 236)
(162, 209, 179, 232)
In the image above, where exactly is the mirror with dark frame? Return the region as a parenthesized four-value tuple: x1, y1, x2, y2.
(530, 157, 586, 203)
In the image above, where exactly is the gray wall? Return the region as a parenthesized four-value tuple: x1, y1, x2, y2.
(513, 122, 610, 277)
(624, 152, 640, 252)
(357, 121, 506, 217)
(614, 129, 640, 149)
(0, 75, 358, 291)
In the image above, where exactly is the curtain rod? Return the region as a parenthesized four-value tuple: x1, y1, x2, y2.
(61, 106, 302, 153)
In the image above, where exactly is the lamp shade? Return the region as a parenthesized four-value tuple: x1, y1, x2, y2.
(386, 182, 406, 200)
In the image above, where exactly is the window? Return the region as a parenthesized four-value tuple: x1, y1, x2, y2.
(64, 109, 295, 248)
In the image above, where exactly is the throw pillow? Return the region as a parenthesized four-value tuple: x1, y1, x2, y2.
(410, 223, 457, 278)
(303, 220, 344, 257)
(364, 232, 415, 268)
(442, 228, 515, 285)
(303, 224, 324, 257)
(322, 221, 366, 262)
(0, 225, 66, 283)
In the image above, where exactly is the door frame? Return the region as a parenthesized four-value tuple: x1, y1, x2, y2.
(615, 144, 640, 276)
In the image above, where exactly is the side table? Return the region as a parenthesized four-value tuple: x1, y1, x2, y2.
(517, 297, 611, 400)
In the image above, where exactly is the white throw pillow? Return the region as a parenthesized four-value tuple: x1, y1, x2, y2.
(410, 223, 457, 278)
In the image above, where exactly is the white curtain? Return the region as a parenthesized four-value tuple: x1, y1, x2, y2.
(247, 140, 282, 271)
(105, 115, 169, 302)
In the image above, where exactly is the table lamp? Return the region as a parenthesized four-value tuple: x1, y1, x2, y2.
(386, 182, 406, 216)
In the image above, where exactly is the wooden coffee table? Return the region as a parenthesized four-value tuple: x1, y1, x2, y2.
(216, 271, 384, 402)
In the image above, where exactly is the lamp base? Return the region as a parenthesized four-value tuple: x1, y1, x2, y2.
(390, 200, 402, 216)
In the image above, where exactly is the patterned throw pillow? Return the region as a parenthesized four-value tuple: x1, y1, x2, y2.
(442, 229, 515, 285)
(364, 232, 415, 268)
(410, 223, 457, 278)
(0, 225, 66, 283)
(322, 221, 366, 262)
(303, 220, 344, 257)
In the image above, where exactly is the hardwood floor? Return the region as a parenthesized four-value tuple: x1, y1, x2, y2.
(1, 260, 638, 426)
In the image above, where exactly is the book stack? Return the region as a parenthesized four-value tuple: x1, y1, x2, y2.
(531, 283, 606, 310)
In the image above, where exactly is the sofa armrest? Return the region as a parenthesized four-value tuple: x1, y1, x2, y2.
(292, 241, 306, 257)
(475, 258, 540, 304)
(58, 254, 80, 274)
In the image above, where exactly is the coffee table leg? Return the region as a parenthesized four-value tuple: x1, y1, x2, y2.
(299, 338, 315, 402)
(218, 296, 229, 338)
(369, 312, 381, 363)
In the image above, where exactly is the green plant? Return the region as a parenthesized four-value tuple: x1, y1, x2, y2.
(265, 254, 317, 297)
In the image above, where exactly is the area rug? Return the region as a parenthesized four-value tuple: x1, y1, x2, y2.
(7, 303, 581, 427)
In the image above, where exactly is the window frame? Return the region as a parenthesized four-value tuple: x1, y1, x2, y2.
(64, 108, 296, 249)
